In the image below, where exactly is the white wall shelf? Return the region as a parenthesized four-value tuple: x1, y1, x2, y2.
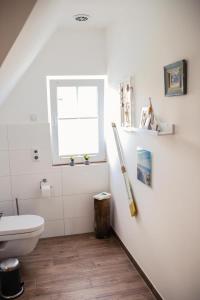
(123, 124, 175, 136)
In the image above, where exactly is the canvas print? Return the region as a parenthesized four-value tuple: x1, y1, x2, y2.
(137, 148, 152, 186)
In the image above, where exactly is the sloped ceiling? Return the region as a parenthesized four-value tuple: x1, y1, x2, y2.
(0, 0, 36, 66)
(0, 0, 132, 106)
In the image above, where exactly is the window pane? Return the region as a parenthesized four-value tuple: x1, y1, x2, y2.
(57, 87, 77, 118)
(58, 119, 99, 156)
(78, 86, 98, 117)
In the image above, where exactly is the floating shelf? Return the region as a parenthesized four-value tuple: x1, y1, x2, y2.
(123, 124, 175, 136)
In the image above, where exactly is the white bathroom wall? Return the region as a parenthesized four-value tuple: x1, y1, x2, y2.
(106, 1, 200, 300)
(0, 27, 108, 237)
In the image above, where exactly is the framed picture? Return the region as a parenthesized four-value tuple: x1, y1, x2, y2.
(139, 107, 151, 129)
(164, 60, 187, 96)
(120, 78, 134, 127)
(139, 98, 160, 131)
(137, 148, 152, 187)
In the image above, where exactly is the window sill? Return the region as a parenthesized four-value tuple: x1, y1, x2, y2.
(52, 160, 107, 167)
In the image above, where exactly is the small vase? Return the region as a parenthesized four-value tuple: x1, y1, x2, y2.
(84, 160, 90, 165)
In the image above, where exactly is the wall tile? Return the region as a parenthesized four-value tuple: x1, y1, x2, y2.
(68, 217, 94, 235)
(9, 148, 52, 175)
(11, 169, 62, 200)
(7, 123, 51, 150)
(0, 125, 8, 150)
(62, 163, 109, 196)
(41, 220, 65, 238)
(0, 151, 10, 176)
(0, 176, 12, 201)
(0, 201, 14, 216)
(63, 194, 94, 218)
(18, 197, 63, 221)
(64, 218, 70, 235)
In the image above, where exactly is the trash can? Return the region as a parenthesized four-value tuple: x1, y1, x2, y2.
(94, 192, 111, 239)
(0, 258, 24, 299)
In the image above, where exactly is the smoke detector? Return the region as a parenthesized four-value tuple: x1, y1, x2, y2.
(74, 14, 90, 22)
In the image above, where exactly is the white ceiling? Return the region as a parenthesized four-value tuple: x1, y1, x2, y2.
(57, 0, 132, 29)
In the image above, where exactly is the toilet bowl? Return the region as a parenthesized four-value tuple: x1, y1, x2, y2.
(0, 215, 44, 260)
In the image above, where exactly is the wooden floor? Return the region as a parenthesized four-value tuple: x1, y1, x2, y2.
(19, 233, 155, 300)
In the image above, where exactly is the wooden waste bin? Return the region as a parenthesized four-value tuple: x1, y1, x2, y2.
(94, 192, 111, 239)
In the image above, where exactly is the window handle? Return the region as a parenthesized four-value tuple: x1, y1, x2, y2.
(53, 116, 58, 127)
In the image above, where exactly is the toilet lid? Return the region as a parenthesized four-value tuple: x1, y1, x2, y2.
(0, 215, 44, 236)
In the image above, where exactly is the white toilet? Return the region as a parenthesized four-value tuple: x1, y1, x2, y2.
(0, 215, 44, 260)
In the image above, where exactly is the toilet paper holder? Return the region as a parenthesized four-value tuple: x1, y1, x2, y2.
(40, 178, 51, 189)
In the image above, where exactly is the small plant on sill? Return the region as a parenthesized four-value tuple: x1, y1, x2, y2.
(83, 154, 90, 165)
(69, 156, 75, 166)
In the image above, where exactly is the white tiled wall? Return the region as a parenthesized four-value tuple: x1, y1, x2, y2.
(0, 125, 8, 150)
(0, 124, 109, 238)
(0, 176, 12, 201)
(0, 151, 10, 176)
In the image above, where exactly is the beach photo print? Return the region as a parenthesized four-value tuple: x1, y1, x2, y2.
(137, 148, 152, 187)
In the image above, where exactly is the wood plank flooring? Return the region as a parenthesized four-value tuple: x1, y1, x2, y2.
(18, 233, 155, 300)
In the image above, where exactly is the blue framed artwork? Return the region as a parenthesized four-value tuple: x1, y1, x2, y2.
(137, 148, 152, 187)
(164, 60, 187, 96)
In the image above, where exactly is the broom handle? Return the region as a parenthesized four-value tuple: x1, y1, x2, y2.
(112, 123, 137, 216)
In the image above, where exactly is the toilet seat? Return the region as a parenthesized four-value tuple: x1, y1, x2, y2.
(0, 215, 44, 241)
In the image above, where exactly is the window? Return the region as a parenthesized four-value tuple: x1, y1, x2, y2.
(47, 77, 105, 164)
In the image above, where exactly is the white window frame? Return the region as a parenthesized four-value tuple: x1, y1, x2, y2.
(47, 77, 106, 165)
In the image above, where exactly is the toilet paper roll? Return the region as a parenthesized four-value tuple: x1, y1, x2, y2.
(41, 181, 51, 198)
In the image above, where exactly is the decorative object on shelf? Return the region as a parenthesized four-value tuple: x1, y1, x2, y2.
(139, 106, 149, 129)
(112, 122, 137, 217)
(69, 156, 75, 166)
(139, 97, 160, 131)
(83, 154, 90, 165)
(137, 148, 152, 187)
(120, 77, 134, 128)
(164, 60, 187, 96)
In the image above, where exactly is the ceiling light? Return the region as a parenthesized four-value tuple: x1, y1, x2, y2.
(74, 14, 90, 22)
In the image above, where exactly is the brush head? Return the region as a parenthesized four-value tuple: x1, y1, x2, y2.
(129, 202, 137, 217)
